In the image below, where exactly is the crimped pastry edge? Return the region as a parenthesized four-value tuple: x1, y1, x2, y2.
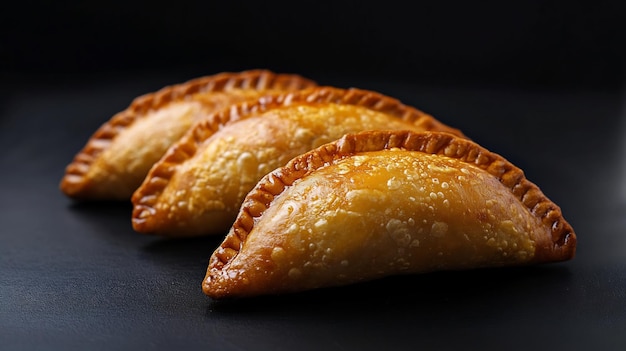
(209, 130, 576, 276)
(132, 86, 465, 229)
(60, 69, 317, 198)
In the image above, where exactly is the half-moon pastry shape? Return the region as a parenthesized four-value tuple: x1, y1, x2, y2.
(131, 87, 465, 237)
(203, 130, 576, 299)
(60, 70, 317, 200)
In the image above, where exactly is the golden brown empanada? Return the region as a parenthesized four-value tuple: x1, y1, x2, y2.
(131, 87, 464, 237)
(60, 70, 316, 200)
(203, 130, 576, 299)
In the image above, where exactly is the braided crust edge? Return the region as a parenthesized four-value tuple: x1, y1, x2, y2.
(60, 69, 317, 197)
(132, 86, 464, 222)
(210, 130, 576, 272)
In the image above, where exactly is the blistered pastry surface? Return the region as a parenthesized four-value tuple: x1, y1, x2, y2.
(132, 102, 454, 236)
(204, 130, 576, 298)
(208, 151, 540, 297)
(60, 70, 317, 200)
(132, 86, 464, 235)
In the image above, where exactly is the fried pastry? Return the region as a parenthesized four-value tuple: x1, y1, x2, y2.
(131, 86, 465, 237)
(203, 130, 576, 299)
(60, 70, 317, 200)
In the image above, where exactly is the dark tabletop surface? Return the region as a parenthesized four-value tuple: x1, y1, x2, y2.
(1, 2, 625, 349)
(0, 70, 624, 350)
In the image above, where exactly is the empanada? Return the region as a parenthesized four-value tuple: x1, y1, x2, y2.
(131, 87, 464, 236)
(60, 70, 316, 200)
(203, 130, 576, 299)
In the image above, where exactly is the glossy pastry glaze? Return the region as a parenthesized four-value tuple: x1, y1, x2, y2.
(203, 130, 576, 298)
(60, 70, 317, 200)
(132, 87, 465, 236)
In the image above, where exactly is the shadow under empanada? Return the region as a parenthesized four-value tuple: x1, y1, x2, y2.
(68, 199, 132, 215)
(140, 236, 225, 270)
(206, 264, 573, 318)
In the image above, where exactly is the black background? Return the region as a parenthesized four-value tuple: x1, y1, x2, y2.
(2, 1, 626, 350)
(1, 0, 624, 89)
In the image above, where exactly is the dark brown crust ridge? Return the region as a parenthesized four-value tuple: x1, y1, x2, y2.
(209, 130, 576, 275)
(60, 69, 317, 198)
(131, 86, 465, 230)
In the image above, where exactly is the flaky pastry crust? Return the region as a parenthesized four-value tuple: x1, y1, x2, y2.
(203, 130, 576, 299)
(132, 86, 465, 236)
(59, 69, 317, 200)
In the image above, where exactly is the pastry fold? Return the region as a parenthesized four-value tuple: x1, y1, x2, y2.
(203, 130, 576, 299)
(60, 70, 316, 200)
(131, 86, 464, 236)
